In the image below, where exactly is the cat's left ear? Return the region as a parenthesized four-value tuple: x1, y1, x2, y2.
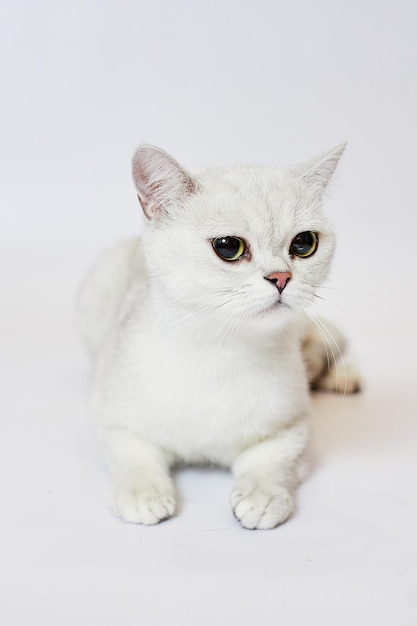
(300, 143, 347, 191)
(132, 145, 197, 220)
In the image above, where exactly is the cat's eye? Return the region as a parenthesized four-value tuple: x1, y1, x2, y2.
(290, 231, 318, 258)
(212, 236, 246, 261)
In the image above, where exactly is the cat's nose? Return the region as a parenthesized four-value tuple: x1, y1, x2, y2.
(265, 271, 292, 294)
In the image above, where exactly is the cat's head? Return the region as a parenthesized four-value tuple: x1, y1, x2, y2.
(132, 144, 344, 336)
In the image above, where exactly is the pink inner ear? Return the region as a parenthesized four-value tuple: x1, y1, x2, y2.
(133, 150, 159, 213)
(137, 193, 152, 220)
(132, 145, 196, 220)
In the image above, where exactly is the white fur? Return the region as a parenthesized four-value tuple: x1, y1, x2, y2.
(78, 144, 350, 529)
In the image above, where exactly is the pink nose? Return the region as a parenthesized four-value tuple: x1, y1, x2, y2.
(266, 271, 292, 294)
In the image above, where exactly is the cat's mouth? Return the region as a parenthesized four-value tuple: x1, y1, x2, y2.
(261, 298, 290, 315)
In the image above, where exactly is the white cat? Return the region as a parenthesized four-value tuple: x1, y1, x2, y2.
(78, 144, 360, 529)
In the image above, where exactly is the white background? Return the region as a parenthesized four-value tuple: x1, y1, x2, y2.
(1, 1, 417, 624)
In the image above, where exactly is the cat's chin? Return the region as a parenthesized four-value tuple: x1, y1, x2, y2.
(253, 300, 295, 329)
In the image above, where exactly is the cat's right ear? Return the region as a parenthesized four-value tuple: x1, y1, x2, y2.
(299, 143, 347, 192)
(132, 145, 197, 220)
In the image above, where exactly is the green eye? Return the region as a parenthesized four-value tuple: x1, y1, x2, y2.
(212, 236, 246, 261)
(290, 231, 318, 258)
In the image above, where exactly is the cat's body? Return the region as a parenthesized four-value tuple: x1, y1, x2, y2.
(78, 145, 359, 529)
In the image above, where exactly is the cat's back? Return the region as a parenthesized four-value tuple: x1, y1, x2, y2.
(77, 237, 148, 356)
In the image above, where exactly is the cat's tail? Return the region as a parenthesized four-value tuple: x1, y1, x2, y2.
(302, 316, 361, 394)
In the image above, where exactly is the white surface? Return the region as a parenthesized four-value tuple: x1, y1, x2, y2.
(1, 1, 417, 624)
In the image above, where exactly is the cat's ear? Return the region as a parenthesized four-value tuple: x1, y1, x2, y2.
(132, 145, 197, 220)
(300, 143, 347, 191)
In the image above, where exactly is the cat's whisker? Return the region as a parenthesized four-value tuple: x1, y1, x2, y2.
(202, 311, 237, 362)
(313, 284, 372, 298)
(212, 294, 250, 354)
(315, 312, 350, 343)
(229, 306, 249, 348)
(175, 305, 222, 329)
(306, 310, 332, 373)
(214, 305, 244, 349)
(311, 313, 341, 393)
(314, 297, 360, 317)
(190, 294, 241, 354)
(308, 285, 371, 320)
(308, 311, 338, 364)
(308, 311, 348, 396)
(175, 293, 245, 328)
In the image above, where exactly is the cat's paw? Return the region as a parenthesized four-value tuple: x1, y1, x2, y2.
(231, 479, 294, 530)
(111, 476, 176, 525)
(313, 362, 362, 394)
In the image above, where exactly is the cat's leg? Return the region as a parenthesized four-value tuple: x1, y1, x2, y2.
(302, 318, 361, 394)
(314, 361, 361, 394)
(100, 425, 176, 525)
(231, 418, 309, 530)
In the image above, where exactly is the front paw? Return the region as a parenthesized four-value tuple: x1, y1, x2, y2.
(111, 476, 176, 525)
(231, 479, 294, 530)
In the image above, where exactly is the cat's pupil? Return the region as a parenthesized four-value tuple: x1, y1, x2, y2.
(212, 236, 245, 261)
